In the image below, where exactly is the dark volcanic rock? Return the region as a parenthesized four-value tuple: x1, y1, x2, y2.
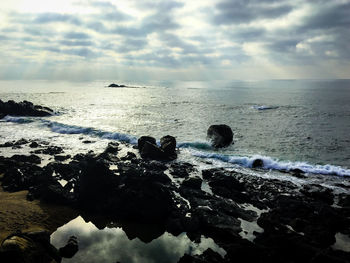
(140, 141, 165, 160)
(59, 236, 78, 258)
(33, 146, 63, 155)
(182, 176, 202, 190)
(0, 99, 54, 118)
(0, 230, 61, 263)
(252, 158, 264, 168)
(138, 135, 177, 160)
(29, 141, 39, 148)
(207, 124, 233, 148)
(138, 136, 157, 151)
(160, 135, 177, 158)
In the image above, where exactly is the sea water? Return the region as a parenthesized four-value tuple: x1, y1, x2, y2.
(1, 79, 350, 175)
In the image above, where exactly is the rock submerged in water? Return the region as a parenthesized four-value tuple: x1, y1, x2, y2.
(207, 124, 233, 148)
(138, 135, 177, 160)
(0, 99, 54, 118)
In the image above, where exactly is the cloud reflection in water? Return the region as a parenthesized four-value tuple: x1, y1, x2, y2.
(51, 216, 226, 263)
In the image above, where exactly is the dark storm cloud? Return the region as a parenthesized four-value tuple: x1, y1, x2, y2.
(261, 1, 350, 61)
(300, 1, 350, 31)
(213, 0, 293, 24)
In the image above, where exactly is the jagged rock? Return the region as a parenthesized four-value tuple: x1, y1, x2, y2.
(59, 236, 78, 258)
(0, 99, 53, 118)
(207, 124, 233, 148)
(138, 136, 157, 151)
(160, 135, 177, 158)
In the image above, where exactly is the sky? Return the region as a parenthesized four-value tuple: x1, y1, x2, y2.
(0, 0, 349, 81)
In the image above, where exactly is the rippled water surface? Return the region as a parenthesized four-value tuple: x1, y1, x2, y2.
(1, 79, 350, 170)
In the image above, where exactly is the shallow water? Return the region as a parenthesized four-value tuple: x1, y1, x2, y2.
(50, 216, 226, 263)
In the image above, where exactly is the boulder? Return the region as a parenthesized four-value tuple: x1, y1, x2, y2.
(160, 135, 176, 154)
(138, 136, 157, 151)
(207, 124, 233, 148)
(252, 159, 264, 168)
(140, 141, 166, 160)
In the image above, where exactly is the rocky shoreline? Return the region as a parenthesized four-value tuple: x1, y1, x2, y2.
(0, 136, 350, 262)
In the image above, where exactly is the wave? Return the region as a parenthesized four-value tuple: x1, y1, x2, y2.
(252, 105, 279, 110)
(191, 151, 350, 177)
(40, 120, 138, 144)
(178, 141, 213, 150)
(2, 116, 35, 124)
(4, 117, 350, 177)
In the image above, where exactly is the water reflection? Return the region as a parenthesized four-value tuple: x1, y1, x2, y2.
(50, 216, 226, 263)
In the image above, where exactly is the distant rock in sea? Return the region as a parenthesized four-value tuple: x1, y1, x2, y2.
(108, 83, 127, 88)
(0, 99, 54, 118)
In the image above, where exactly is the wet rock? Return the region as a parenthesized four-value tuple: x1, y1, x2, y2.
(182, 176, 202, 190)
(139, 135, 177, 160)
(207, 124, 233, 148)
(40, 182, 74, 205)
(160, 135, 177, 158)
(104, 141, 119, 154)
(0, 141, 14, 148)
(82, 140, 94, 144)
(138, 136, 156, 150)
(252, 159, 264, 168)
(140, 141, 165, 160)
(300, 184, 334, 205)
(54, 155, 71, 162)
(33, 146, 64, 155)
(29, 141, 39, 148)
(10, 154, 41, 164)
(59, 236, 78, 258)
(0, 99, 54, 117)
(0, 231, 61, 263)
(120, 151, 137, 161)
(170, 162, 196, 178)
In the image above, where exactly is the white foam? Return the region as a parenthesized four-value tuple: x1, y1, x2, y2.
(191, 151, 350, 177)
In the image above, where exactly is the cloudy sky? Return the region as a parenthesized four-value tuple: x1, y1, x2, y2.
(0, 0, 349, 80)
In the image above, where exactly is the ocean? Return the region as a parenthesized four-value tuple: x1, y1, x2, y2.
(1, 79, 350, 176)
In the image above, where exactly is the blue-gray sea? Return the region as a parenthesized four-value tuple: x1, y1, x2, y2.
(1, 79, 350, 175)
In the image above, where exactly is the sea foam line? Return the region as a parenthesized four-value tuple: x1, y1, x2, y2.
(191, 151, 350, 177)
(4, 116, 350, 177)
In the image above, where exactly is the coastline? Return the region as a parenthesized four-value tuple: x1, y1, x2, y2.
(0, 136, 349, 262)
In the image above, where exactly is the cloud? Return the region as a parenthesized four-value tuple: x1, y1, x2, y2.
(213, 0, 294, 25)
(0, 0, 349, 80)
(33, 12, 82, 25)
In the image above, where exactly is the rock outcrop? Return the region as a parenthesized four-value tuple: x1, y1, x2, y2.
(0, 100, 54, 118)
